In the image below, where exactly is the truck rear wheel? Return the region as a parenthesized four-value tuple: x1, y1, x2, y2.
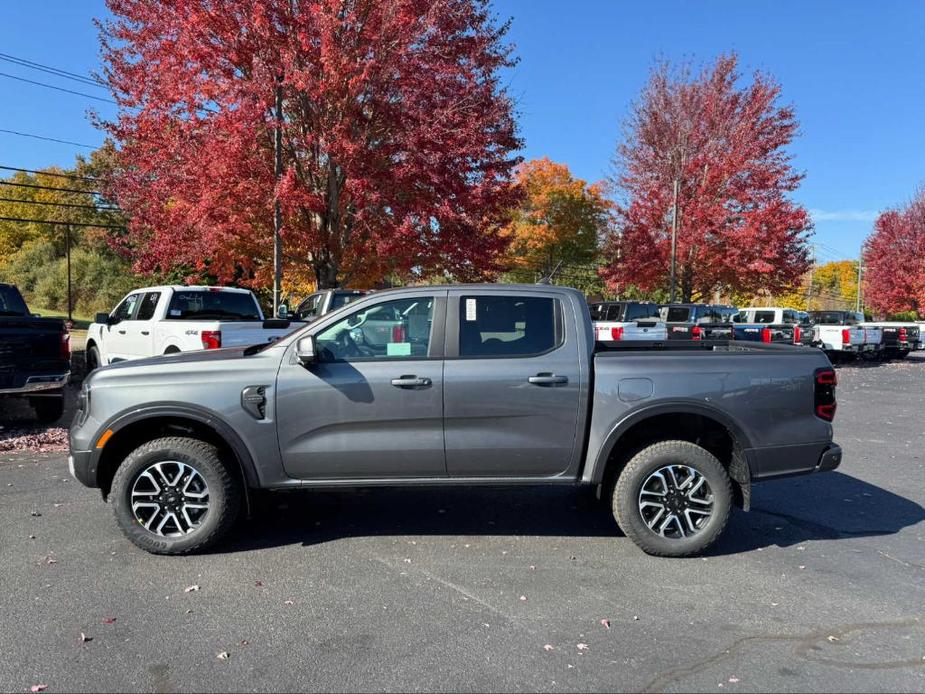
(86, 345, 102, 373)
(31, 396, 64, 424)
(612, 440, 732, 557)
(110, 436, 241, 555)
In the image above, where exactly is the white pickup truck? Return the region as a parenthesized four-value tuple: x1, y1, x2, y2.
(85, 286, 299, 370)
(589, 300, 667, 342)
(808, 310, 882, 359)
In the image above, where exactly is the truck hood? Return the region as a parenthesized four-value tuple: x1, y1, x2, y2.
(101, 346, 251, 372)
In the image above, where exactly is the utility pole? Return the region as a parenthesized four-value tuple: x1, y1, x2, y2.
(669, 177, 680, 303)
(273, 79, 283, 317)
(855, 257, 863, 314)
(66, 223, 72, 323)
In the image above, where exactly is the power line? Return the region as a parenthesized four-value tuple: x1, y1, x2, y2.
(0, 164, 98, 182)
(0, 180, 100, 195)
(0, 71, 117, 105)
(0, 215, 125, 230)
(0, 52, 105, 88)
(0, 128, 98, 149)
(0, 197, 120, 212)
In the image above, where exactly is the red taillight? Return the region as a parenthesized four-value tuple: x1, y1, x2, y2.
(60, 332, 71, 360)
(761, 327, 772, 343)
(201, 330, 222, 349)
(793, 325, 802, 345)
(691, 325, 702, 341)
(814, 368, 837, 421)
(899, 327, 908, 342)
(610, 326, 624, 341)
(391, 324, 405, 342)
(841, 328, 851, 346)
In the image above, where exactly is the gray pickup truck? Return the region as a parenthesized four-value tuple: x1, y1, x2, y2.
(69, 285, 842, 557)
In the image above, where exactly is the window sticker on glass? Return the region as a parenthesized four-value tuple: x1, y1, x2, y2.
(465, 298, 477, 321)
(170, 310, 182, 316)
(386, 342, 412, 356)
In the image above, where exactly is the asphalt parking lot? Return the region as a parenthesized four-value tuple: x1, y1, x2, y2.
(1, 355, 924, 693)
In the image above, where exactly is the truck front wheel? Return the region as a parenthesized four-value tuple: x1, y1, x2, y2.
(612, 440, 732, 557)
(110, 437, 242, 555)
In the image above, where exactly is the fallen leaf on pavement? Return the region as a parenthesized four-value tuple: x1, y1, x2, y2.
(30, 685, 47, 693)
(184, 585, 200, 593)
(577, 643, 589, 651)
(284, 600, 294, 605)
(217, 651, 229, 660)
(600, 619, 611, 629)
(543, 644, 554, 652)
(255, 580, 264, 587)
(240, 640, 249, 646)
(30, 511, 41, 517)
(102, 617, 116, 625)
(79, 632, 92, 643)
(519, 595, 527, 602)
(827, 635, 840, 642)
(729, 676, 740, 683)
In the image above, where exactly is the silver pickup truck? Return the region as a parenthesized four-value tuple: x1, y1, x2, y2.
(69, 285, 842, 557)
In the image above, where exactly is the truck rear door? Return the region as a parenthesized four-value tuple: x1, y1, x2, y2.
(443, 289, 581, 477)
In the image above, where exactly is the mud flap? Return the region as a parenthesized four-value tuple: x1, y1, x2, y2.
(728, 452, 751, 511)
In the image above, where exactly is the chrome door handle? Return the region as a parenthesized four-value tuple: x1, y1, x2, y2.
(391, 376, 432, 388)
(118, 330, 126, 335)
(528, 373, 568, 386)
(141, 330, 150, 335)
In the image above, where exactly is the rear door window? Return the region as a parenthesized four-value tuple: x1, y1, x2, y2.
(754, 311, 776, 324)
(459, 295, 561, 358)
(136, 292, 161, 321)
(624, 303, 659, 321)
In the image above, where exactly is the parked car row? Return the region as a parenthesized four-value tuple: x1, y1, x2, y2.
(589, 299, 922, 362)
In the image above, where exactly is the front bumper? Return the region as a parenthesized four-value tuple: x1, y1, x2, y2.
(68, 449, 97, 487)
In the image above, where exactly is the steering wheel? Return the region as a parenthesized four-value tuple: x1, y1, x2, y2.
(335, 329, 362, 358)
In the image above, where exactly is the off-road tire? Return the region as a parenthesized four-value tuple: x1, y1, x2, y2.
(612, 440, 732, 557)
(111, 436, 241, 555)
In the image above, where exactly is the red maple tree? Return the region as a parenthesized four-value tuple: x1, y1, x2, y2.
(98, 0, 521, 289)
(602, 54, 812, 302)
(863, 190, 925, 317)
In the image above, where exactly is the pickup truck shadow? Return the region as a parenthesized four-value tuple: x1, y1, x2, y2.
(710, 471, 925, 555)
(223, 471, 924, 556)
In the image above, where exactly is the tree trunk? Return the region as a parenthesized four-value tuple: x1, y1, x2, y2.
(314, 257, 339, 289)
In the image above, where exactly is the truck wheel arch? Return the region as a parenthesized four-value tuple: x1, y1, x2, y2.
(164, 345, 181, 354)
(93, 405, 259, 508)
(590, 403, 754, 510)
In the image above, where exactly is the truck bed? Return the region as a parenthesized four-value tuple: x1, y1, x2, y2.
(594, 339, 812, 354)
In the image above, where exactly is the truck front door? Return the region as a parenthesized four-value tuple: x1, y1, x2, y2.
(443, 290, 582, 477)
(276, 291, 447, 479)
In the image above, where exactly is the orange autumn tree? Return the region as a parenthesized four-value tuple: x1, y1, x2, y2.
(502, 158, 609, 289)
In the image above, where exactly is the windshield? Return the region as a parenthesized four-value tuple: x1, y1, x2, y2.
(166, 290, 262, 321)
(0, 285, 29, 316)
(330, 292, 366, 311)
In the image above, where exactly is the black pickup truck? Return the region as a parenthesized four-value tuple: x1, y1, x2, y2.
(660, 303, 738, 340)
(0, 283, 71, 423)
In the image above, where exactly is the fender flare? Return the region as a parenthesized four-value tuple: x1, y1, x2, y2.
(92, 402, 260, 490)
(587, 400, 756, 484)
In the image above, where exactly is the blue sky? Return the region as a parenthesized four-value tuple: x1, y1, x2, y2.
(2, 1, 923, 261)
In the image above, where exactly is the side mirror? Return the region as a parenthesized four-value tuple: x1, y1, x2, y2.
(278, 303, 289, 319)
(95, 312, 111, 325)
(296, 335, 317, 365)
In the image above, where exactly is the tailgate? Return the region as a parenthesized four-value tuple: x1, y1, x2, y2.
(0, 319, 68, 389)
(217, 321, 298, 347)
